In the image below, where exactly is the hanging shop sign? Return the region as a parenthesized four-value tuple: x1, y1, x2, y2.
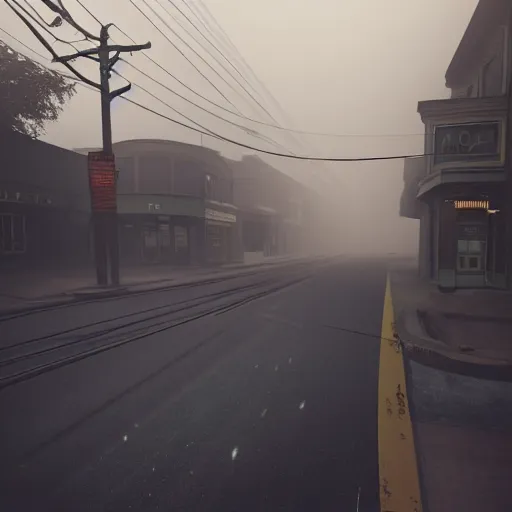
(88, 152, 117, 212)
(434, 122, 501, 165)
(205, 208, 236, 223)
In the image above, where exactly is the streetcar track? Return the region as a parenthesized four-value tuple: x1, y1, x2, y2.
(0, 274, 309, 390)
(0, 278, 272, 354)
(0, 279, 272, 368)
(0, 262, 310, 323)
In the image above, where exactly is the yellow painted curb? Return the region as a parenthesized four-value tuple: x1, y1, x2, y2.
(378, 276, 422, 512)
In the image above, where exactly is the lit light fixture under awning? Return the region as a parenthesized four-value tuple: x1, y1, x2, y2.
(454, 200, 489, 210)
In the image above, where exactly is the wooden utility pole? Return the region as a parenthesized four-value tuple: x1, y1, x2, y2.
(5, 0, 150, 286)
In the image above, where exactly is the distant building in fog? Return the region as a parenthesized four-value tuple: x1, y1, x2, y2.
(76, 139, 239, 266)
(227, 155, 308, 263)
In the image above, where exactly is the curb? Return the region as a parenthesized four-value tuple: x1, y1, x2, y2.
(0, 257, 314, 320)
(395, 310, 512, 382)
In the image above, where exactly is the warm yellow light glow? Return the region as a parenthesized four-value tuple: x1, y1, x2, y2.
(454, 200, 489, 210)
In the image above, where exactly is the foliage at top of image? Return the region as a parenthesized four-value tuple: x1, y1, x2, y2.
(0, 40, 76, 137)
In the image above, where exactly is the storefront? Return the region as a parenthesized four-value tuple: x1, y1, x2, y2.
(0, 187, 90, 270)
(118, 214, 202, 265)
(432, 195, 506, 289)
(204, 207, 237, 264)
(455, 203, 488, 287)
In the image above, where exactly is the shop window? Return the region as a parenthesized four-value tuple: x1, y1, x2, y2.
(207, 225, 222, 247)
(457, 238, 484, 272)
(0, 214, 26, 254)
(174, 226, 188, 251)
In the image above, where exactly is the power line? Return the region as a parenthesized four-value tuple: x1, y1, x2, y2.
(114, 36, 423, 139)
(73, 0, 102, 25)
(0, 25, 48, 60)
(136, 0, 252, 114)
(142, 0, 272, 122)
(165, 0, 262, 101)
(0, 27, 430, 162)
(128, 0, 242, 113)
(118, 58, 296, 148)
(157, 0, 275, 122)
(0, 28, 292, 154)
(14, 0, 85, 50)
(110, 24, 247, 117)
(121, 97, 429, 162)
(70, 2, 277, 135)
(112, 68, 295, 155)
(182, 0, 310, 156)
(83, 7, 419, 140)
(191, 0, 265, 98)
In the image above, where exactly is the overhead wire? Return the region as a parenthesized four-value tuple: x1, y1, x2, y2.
(156, 0, 275, 122)
(112, 69, 296, 155)
(68, 1, 421, 140)
(136, 0, 253, 114)
(0, 26, 298, 157)
(17, 0, 295, 152)
(128, 0, 243, 114)
(0, 16, 431, 162)
(117, 59, 296, 154)
(163, 0, 262, 100)
(72, 0, 102, 25)
(15, 0, 86, 49)
(187, 0, 361, 188)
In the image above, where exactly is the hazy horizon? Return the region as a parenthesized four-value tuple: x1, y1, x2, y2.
(0, 0, 479, 254)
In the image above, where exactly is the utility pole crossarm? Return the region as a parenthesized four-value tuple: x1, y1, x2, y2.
(104, 42, 152, 53)
(6, 0, 151, 288)
(110, 83, 131, 100)
(54, 46, 101, 63)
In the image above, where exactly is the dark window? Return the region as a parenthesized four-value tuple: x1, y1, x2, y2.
(138, 155, 171, 194)
(468, 256, 479, 269)
(174, 159, 203, 196)
(116, 156, 135, 193)
(0, 214, 26, 253)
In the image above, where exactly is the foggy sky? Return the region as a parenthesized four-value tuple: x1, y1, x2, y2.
(1, 0, 479, 253)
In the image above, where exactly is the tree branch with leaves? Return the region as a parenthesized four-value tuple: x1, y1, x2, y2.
(0, 39, 76, 137)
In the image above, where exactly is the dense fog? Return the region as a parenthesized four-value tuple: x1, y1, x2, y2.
(0, 0, 479, 260)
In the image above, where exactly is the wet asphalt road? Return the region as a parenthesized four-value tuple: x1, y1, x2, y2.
(0, 257, 387, 512)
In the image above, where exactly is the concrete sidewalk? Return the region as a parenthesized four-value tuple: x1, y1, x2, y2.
(0, 255, 308, 316)
(390, 258, 512, 512)
(390, 259, 512, 377)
